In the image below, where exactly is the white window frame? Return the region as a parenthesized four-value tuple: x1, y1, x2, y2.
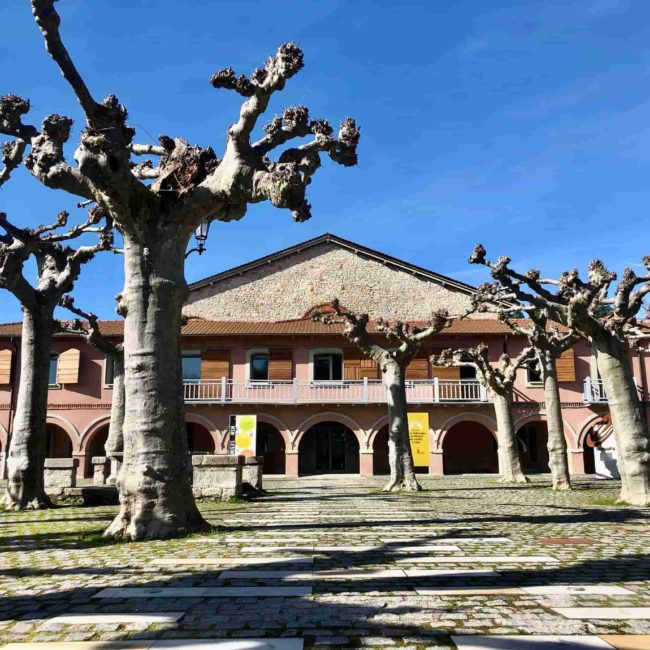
(48, 352, 60, 389)
(246, 348, 270, 384)
(182, 350, 203, 383)
(310, 348, 344, 383)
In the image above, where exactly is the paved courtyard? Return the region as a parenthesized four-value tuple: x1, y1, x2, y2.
(1, 474, 650, 649)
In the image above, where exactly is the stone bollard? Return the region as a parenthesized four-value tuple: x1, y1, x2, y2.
(44, 458, 77, 496)
(191, 454, 243, 501)
(241, 455, 264, 493)
(91, 456, 110, 486)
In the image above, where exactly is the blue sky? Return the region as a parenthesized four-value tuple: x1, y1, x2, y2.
(1, 0, 649, 321)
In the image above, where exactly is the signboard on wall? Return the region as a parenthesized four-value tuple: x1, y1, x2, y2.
(407, 412, 430, 467)
(229, 415, 257, 457)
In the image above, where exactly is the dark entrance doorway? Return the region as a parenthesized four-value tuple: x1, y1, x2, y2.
(299, 421, 359, 474)
(443, 421, 498, 474)
(258, 422, 286, 474)
(516, 421, 550, 473)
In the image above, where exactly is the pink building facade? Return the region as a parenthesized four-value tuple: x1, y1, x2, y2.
(0, 234, 639, 479)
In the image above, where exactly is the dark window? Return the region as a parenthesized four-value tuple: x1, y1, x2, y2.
(460, 365, 476, 380)
(313, 353, 343, 381)
(527, 360, 542, 384)
(250, 353, 269, 381)
(182, 353, 202, 382)
(105, 356, 115, 385)
(48, 354, 59, 387)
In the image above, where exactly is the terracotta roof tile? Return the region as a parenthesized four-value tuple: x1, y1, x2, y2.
(0, 317, 565, 338)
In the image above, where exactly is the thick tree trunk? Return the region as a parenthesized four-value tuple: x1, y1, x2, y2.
(105, 354, 124, 485)
(540, 352, 571, 490)
(492, 391, 528, 484)
(3, 306, 54, 509)
(593, 335, 650, 505)
(104, 230, 208, 540)
(383, 363, 421, 492)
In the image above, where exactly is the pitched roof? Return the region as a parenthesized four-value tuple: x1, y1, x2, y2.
(188, 232, 477, 296)
(0, 317, 561, 339)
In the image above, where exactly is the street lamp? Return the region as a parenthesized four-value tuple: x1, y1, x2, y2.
(186, 220, 211, 258)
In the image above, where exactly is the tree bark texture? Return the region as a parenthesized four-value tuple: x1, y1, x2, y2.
(3, 306, 54, 509)
(492, 392, 528, 483)
(104, 230, 208, 539)
(540, 352, 571, 490)
(594, 335, 650, 505)
(383, 363, 421, 492)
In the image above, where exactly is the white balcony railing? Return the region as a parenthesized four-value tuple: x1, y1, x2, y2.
(183, 378, 488, 405)
(584, 377, 607, 403)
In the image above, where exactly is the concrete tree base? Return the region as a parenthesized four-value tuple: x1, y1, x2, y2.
(192, 455, 243, 501)
(44, 458, 77, 496)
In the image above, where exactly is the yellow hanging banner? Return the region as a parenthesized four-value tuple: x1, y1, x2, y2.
(408, 412, 430, 467)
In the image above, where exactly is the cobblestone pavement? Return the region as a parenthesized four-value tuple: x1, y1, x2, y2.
(1, 474, 650, 649)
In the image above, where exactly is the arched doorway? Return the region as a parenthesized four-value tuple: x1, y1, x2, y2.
(84, 425, 109, 477)
(299, 421, 360, 475)
(373, 425, 390, 475)
(186, 422, 214, 453)
(258, 422, 286, 474)
(443, 421, 498, 474)
(516, 421, 549, 473)
(46, 423, 73, 458)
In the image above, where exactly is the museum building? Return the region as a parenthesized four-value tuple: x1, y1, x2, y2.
(0, 234, 631, 479)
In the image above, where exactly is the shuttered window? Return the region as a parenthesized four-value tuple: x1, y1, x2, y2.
(0, 349, 11, 384)
(268, 349, 293, 381)
(405, 355, 430, 380)
(556, 347, 576, 382)
(343, 348, 379, 381)
(201, 349, 230, 380)
(56, 348, 80, 385)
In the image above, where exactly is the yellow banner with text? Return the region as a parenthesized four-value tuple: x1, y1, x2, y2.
(408, 412, 430, 467)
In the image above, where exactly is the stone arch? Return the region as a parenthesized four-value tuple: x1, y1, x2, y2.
(298, 419, 360, 475)
(367, 415, 389, 450)
(293, 411, 365, 451)
(45, 420, 75, 458)
(46, 413, 80, 448)
(577, 411, 610, 449)
(257, 420, 287, 474)
(436, 412, 497, 451)
(256, 413, 292, 450)
(514, 412, 577, 449)
(80, 415, 112, 452)
(186, 412, 220, 452)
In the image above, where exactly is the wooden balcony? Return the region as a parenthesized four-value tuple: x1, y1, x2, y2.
(183, 378, 488, 405)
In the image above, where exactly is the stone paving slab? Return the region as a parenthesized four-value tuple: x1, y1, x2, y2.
(553, 608, 650, 619)
(416, 587, 523, 595)
(522, 586, 635, 596)
(395, 555, 558, 563)
(150, 557, 313, 566)
(47, 613, 186, 624)
(451, 636, 615, 649)
(402, 569, 499, 577)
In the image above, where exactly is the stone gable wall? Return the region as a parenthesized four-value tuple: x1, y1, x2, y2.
(184, 243, 480, 321)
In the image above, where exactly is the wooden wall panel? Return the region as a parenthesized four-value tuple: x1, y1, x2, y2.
(0, 349, 12, 384)
(201, 349, 230, 380)
(56, 348, 80, 384)
(268, 349, 293, 381)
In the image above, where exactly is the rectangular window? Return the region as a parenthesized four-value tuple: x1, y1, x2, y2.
(104, 356, 115, 386)
(460, 365, 476, 380)
(527, 360, 542, 385)
(250, 353, 269, 381)
(48, 354, 59, 387)
(182, 353, 202, 382)
(313, 353, 343, 381)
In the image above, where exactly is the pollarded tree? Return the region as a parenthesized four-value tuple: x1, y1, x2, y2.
(471, 283, 576, 490)
(58, 296, 124, 482)
(316, 300, 450, 491)
(431, 343, 534, 483)
(0, 207, 112, 509)
(0, 1, 359, 538)
(469, 245, 650, 504)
